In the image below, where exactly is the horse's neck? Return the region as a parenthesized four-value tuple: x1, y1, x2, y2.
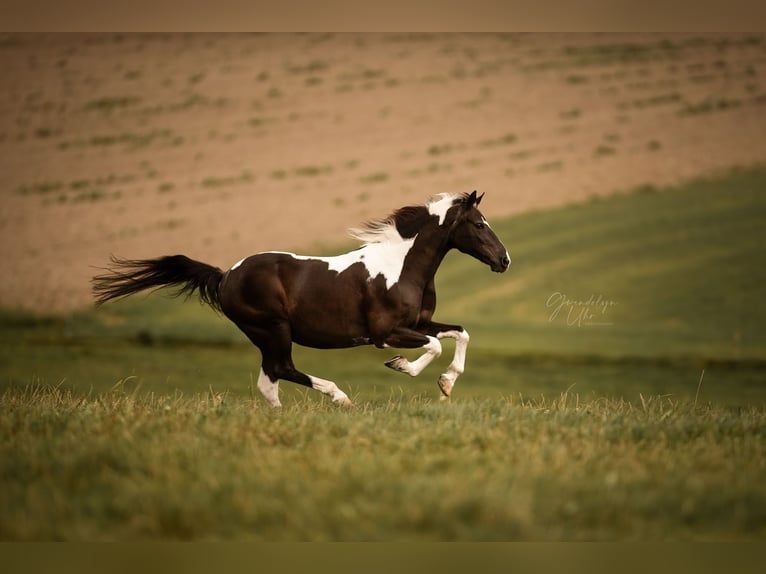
(398, 226, 451, 290)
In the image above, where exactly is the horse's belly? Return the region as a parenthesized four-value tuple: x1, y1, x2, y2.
(287, 272, 371, 348)
(289, 307, 369, 348)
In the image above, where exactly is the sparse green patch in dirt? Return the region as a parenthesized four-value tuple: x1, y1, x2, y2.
(201, 171, 254, 189)
(84, 96, 141, 112)
(58, 129, 179, 151)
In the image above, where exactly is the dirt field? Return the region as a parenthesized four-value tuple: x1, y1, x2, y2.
(1, 33, 765, 312)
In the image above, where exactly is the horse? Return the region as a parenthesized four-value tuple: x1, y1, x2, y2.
(92, 190, 510, 407)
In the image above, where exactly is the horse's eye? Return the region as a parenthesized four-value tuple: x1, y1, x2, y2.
(475, 222, 485, 230)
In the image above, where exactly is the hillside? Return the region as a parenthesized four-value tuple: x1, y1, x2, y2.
(2, 167, 764, 405)
(1, 33, 765, 311)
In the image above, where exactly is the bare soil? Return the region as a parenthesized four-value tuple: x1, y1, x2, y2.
(1, 33, 765, 311)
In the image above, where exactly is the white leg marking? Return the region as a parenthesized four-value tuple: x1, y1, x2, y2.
(436, 329, 470, 398)
(385, 336, 442, 377)
(309, 376, 352, 406)
(257, 368, 281, 408)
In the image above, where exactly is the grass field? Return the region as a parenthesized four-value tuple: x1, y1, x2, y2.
(2, 387, 765, 540)
(1, 166, 766, 539)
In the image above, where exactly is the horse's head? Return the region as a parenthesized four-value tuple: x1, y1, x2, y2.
(446, 191, 510, 273)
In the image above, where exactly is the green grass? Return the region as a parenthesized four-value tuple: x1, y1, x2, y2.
(593, 144, 617, 156)
(201, 171, 254, 188)
(545, 37, 761, 71)
(629, 92, 682, 109)
(359, 172, 389, 184)
(83, 96, 141, 112)
(58, 129, 178, 151)
(286, 60, 329, 75)
(4, 166, 766, 403)
(446, 166, 766, 361)
(2, 166, 766, 539)
(565, 74, 589, 85)
(294, 164, 333, 177)
(559, 108, 581, 119)
(537, 160, 563, 172)
(17, 174, 136, 201)
(477, 133, 517, 148)
(16, 180, 64, 195)
(678, 97, 743, 116)
(428, 143, 455, 156)
(1, 386, 764, 540)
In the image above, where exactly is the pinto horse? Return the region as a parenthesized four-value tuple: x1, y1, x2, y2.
(92, 190, 510, 406)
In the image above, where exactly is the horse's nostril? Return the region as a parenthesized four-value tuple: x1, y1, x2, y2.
(501, 255, 510, 268)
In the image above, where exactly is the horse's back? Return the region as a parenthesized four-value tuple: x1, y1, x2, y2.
(220, 251, 372, 347)
(219, 252, 290, 319)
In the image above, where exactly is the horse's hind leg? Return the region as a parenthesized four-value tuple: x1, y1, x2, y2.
(239, 321, 351, 407)
(255, 367, 281, 408)
(271, 357, 352, 407)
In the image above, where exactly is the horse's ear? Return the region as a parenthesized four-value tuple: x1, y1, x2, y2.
(464, 190, 483, 208)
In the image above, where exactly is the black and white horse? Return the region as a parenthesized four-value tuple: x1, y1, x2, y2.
(93, 191, 510, 406)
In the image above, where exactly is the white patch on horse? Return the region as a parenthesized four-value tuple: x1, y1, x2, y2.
(230, 257, 246, 270)
(427, 193, 457, 225)
(309, 375, 351, 405)
(264, 230, 417, 290)
(256, 368, 281, 407)
(481, 217, 491, 229)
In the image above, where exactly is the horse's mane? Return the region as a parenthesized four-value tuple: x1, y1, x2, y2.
(348, 193, 465, 244)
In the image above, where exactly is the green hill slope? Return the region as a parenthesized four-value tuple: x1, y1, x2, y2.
(2, 166, 765, 404)
(437, 166, 766, 361)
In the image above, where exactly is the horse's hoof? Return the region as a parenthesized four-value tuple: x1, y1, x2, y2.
(437, 374, 454, 398)
(333, 395, 353, 407)
(384, 355, 406, 372)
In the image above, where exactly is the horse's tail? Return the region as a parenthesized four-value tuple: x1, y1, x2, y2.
(92, 254, 224, 311)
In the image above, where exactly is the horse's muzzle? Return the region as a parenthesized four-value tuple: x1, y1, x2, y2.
(492, 253, 511, 273)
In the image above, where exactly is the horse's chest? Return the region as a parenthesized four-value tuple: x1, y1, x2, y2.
(380, 283, 424, 326)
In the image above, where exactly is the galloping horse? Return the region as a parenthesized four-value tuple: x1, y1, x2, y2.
(92, 191, 510, 406)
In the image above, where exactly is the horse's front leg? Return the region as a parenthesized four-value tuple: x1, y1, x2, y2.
(383, 322, 470, 399)
(382, 327, 442, 377)
(420, 322, 470, 399)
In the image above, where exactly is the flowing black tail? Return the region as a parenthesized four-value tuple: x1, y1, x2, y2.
(92, 255, 224, 311)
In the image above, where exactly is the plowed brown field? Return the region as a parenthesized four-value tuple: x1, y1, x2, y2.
(2, 33, 765, 311)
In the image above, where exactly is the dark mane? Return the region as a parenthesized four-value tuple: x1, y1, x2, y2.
(390, 205, 433, 238)
(348, 193, 466, 244)
(349, 205, 432, 243)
